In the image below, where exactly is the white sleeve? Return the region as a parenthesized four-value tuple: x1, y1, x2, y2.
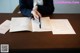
(33, 0, 37, 7)
(37, 0, 43, 5)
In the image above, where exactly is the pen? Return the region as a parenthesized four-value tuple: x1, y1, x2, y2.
(39, 16, 41, 28)
(31, 14, 41, 28)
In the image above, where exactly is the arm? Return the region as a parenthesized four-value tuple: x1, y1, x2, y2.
(19, 0, 32, 17)
(38, 0, 54, 15)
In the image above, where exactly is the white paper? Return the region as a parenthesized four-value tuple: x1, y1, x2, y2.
(32, 17, 51, 32)
(0, 20, 10, 34)
(51, 19, 76, 34)
(10, 17, 32, 32)
(18, 11, 21, 14)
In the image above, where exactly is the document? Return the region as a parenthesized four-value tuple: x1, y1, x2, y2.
(51, 19, 76, 34)
(10, 17, 32, 32)
(32, 17, 51, 32)
(10, 17, 51, 32)
(0, 20, 10, 34)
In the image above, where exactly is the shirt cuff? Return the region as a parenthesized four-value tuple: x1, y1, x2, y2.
(33, 5, 38, 11)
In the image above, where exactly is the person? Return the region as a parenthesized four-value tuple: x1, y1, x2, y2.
(19, 0, 54, 19)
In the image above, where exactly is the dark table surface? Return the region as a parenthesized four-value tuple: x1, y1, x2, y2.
(0, 13, 80, 50)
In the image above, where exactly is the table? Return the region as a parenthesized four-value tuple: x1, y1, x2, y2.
(0, 13, 80, 51)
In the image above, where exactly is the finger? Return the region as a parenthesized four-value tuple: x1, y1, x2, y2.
(36, 11, 42, 18)
(33, 13, 39, 19)
(33, 12, 39, 19)
(38, 12, 42, 18)
(31, 10, 39, 19)
(34, 14, 39, 19)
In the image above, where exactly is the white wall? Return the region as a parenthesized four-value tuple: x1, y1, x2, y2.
(9, 0, 19, 13)
(0, 0, 11, 13)
(0, 0, 19, 13)
(0, 0, 80, 13)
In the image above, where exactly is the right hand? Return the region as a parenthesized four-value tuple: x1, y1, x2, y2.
(31, 6, 42, 19)
(31, 10, 42, 19)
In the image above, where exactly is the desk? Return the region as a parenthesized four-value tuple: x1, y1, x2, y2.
(0, 13, 80, 50)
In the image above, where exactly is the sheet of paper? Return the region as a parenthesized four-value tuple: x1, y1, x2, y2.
(10, 17, 32, 32)
(0, 20, 10, 34)
(32, 17, 51, 32)
(18, 11, 21, 14)
(51, 19, 76, 34)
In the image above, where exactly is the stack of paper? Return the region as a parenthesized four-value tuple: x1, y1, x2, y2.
(0, 20, 10, 34)
(50, 19, 76, 34)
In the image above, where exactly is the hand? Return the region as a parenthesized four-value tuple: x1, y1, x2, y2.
(31, 6, 42, 19)
(31, 10, 42, 19)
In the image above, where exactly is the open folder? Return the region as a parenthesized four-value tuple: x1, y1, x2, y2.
(10, 17, 51, 32)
